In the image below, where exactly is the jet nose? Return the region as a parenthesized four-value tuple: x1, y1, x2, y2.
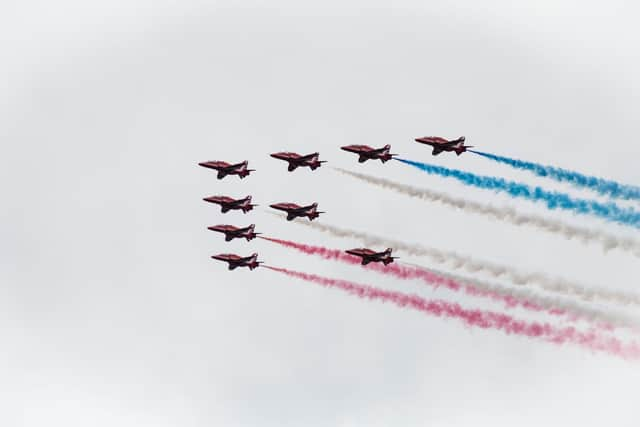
(203, 196, 215, 203)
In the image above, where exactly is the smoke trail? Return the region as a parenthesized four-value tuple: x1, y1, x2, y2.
(470, 151, 640, 201)
(402, 263, 639, 333)
(333, 168, 640, 257)
(268, 213, 640, 307)
(264, 265, 640, 360)
(261, 237, 640, 331)
(394, 158, 640, 228)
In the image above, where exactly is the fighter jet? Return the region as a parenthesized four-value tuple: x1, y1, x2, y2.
(269, 202, 324, 221)
(340, 144, 396, 163)
(203, 195, 256, 213)
(345, 248, 397, 265)
(270, 152, 326, 172)
(211, 253, 261, 270)
(208, 224, 261, 242)
(415, 136, 473, 156)
(198, 160, 254, 179)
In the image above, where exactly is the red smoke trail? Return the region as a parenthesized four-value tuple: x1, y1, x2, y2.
(264, 265, 640, 360)
(260, 237, 567, 317)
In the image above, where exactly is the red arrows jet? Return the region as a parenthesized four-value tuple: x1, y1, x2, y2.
(345, 248, 397, 265)
(415, 136, 473, 156)
(211, 253, 261, 270)
(198, 160, 254, 179)
(270, 152, 326, 172)
(270, 202, 324, 221)
(208, 224, 261, 241)
(340, 144, 396, 163)
(203, 195, 256, 213)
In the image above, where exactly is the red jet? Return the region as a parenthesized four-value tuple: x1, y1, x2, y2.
(211, 253, 261, 270)
(198, 160, 254, 179)
(270, 202, 324, 221)
(203, 195, 256, 213)
(270, 152, 326, 172)
(345, 248, 396, 265)
(340, 144, 396, 163)
(208, 224, 261, 242)
(415, 136, 473, 156)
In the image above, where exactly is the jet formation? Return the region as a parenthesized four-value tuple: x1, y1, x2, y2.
(201, 134, 472, 270)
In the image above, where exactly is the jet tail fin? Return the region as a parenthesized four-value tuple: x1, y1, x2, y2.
(455, 146, 473, 155)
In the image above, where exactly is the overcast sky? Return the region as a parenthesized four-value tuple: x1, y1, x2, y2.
(1, 1, 639, 426)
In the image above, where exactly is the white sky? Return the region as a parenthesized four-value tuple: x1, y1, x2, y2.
(1, 1, 639, 426)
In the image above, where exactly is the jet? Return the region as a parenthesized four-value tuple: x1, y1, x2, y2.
(270, 202, 324, 221)
(198, 160, 254, 179)
(340, 144, 396, 163)
(270, 152, 326, 172)
(203, 195, 256, 213)
(211, 253, 261, 270)
(345, 248, 397, 265)
(415, 136, 473, 156)
(208, 224, 261, 242)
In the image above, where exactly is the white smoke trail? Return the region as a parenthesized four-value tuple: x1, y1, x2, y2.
(402, 262, 640, 332)
(334, 168, 640, 258)
(269, 212, 640, 308)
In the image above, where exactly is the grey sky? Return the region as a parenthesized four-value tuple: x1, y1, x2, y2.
(1, 1, 639, 426)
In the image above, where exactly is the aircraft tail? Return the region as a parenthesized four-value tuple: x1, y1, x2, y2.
(310, 160, 327, 170)
(246, 224, 261, 241)
(248, 253, 261, 270)
(242, 196, 257, 212)
(455, 145, 473, 156)
(239, 162, 255, 178)
(308, 203, 324, 220)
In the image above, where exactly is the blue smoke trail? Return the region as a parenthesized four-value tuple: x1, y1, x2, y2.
(394, 158, 640, 228)
(470, 151, 640, 201)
